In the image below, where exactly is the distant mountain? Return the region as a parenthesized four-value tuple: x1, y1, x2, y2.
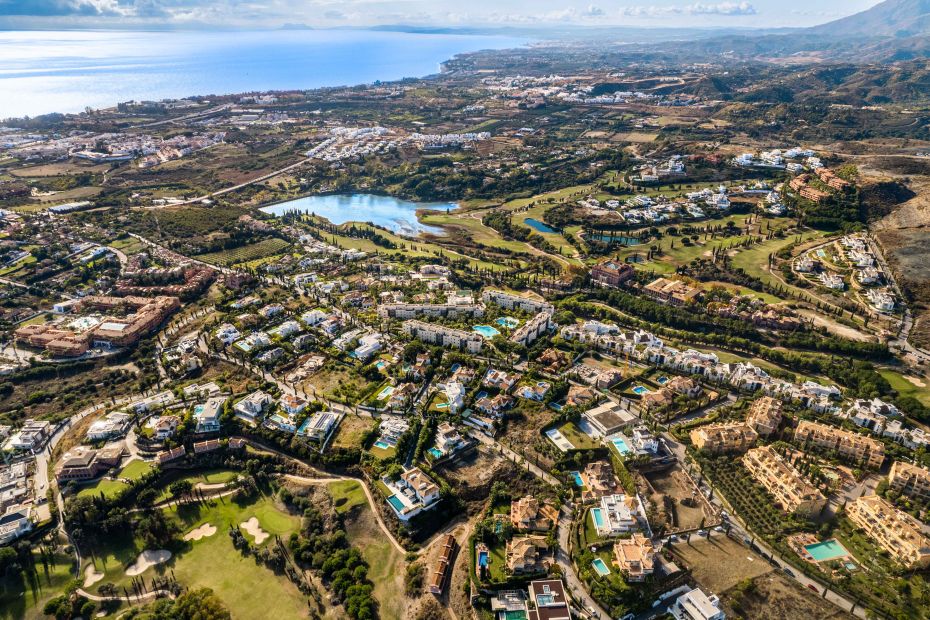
(810, 0, 930, 38)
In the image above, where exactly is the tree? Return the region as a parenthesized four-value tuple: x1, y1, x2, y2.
(152, 587, 231, 620)
(169, 479, 194, 500)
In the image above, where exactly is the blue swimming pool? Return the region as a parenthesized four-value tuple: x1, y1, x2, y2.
(472, 325, 501, 339)
(804, 539, 850, 562)
(632, 385, 650, 395)
(478, 550, 489, 567)
(611, 437, 632, 455)
(373, 440, 391, 450)
(591, 507, 605, 528)
(495, 316, 520, 329)
(450, 363, 461, 372)
(657, 376, 669, 385)
(387, 495, 405, 511)
(429, 447, 443, 458)
(570, 471, 584, 486)
(435, 402, 449, 409)
(592, 558, 611, 576)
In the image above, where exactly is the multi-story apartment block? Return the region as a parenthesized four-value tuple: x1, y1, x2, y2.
(847, 495, 930, 568)
(402, 320, 483, 353)
(690, 423, 758, 455)
(511, 312, 553, 346)
(746, 396, 783, 437)
(481, 290, 554, 314)
(794, 420, 885, 469)
(377, 303, 484, 320)
(743, 446, 826, 517)
(889, 461, 930, 501)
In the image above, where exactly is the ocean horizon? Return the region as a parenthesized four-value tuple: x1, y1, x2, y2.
(0, 29, 525, 120)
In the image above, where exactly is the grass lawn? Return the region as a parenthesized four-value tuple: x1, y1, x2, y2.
(334, 481, 406, 620)
(327, 480, 368, 515)
(154, 468, 240, 502)
(87, 494, 307, 619)
(557, 421, 599, 450)
(880, 369, 930, 407)
(77, 477, 128, 500)
(369, 444, 396, 460)
(119, 459, 152, 481)
(485, 540, 509, 583)
(331, 416, 377, 450)
(0, 552, 75, 620)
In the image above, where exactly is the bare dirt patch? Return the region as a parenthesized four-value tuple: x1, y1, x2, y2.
(722, 571, 854, 619)
(183, 522, 217, 542)
(644, 465, 711, 532)
(240, 517, 269, 544)
(670, 535, 772, 593)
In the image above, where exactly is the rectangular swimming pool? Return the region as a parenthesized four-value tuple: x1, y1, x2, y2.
(804, 539, 850, 562)
(373, 440, 391, 450)
(429, 447, 443, 458)
(632, 385, 650, 395)
(570, 471, 584, 486)
(592, 558, 611, 576)
(591, 507, 605, 528)
(611, 437, 632, 455)
(387, 495, 405, 511)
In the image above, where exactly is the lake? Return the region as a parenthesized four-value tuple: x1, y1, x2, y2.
(523, 217, 558, 234)
(260, 194, 458, 237)
(0, 30, 524, 119)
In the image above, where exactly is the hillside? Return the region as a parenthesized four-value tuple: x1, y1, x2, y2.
(810, 0, 930, 38)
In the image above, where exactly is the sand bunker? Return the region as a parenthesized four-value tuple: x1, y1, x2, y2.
(83, 564, 104, 588)
(905, 375, 927, 388)
(183, 522, 217, 542)
(240, 516, 269, 544)
(125, 549, 171, 576)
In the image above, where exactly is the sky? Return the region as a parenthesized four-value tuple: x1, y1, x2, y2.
(0, 0, 884, 30)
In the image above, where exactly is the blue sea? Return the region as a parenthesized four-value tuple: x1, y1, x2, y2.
(0, 29, 523, 119)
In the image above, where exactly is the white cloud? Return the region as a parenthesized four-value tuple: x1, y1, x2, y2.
(621, 1, 756, 17)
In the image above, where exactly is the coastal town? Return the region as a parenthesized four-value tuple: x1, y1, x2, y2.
(2, 10, 930, 620)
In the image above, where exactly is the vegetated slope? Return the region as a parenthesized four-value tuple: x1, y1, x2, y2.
(809, 0, 930, 38)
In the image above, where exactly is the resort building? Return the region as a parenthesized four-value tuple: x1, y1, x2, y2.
(592, 493, 648, 537)
(382, 467, 441, 522)
(743, 446, 827, 517)
(402, 320, 483, 353)
(526, 579, 572, 620)
(746, 397, 783, 437)
(690, 423, 758, 455)
(510, 312, 553, 346)
(511, 495, 559, 532)
(54, 446, 123, 483)
(670, 587, 726, 620)
(233, 390, 274, 423)
(429, 534, 457, 595)
(888, 461, 930, 501)
(481, 290, 554, 314)
(794, 420, 885, 469)
(86, 412, 132, 441)
(847, 495, 930, 568)
(612, 533, 655, 582)
(505, 535, 549, 574)
(377, 302, 484, 320)
(591, 260, 635, 288)
(3, 419, 51, 452)
(298, 411, 339, 442)
(582, 401, 637, 437)
(194, 396, 226, 433)
(642, 278, 702, 305)
(579, 461, 620, 502)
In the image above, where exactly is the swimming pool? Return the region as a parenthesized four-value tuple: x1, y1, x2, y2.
(375, 360, 387, 370)
(657, 376, 669, 385)
(435, 402, 449, 409)
(450, 363, 461, 373)
(477, 549, 489, 567)
(472, 325, 501, 339)
(804, 539, 850, 562)
(373, 440, 391, 450)
(569, 471, 584, 486)
(387, 495, 405, 511)
(632, 385, 650, 395)
(591, 507, 605, 528)
(611, 437, 632, 455)
(376, 385, 395, 400)
(591, 558, 611, 576)
(495, 316, 520, 329)
(429, 447, 443, 458)
(817, 249, 827, 258)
